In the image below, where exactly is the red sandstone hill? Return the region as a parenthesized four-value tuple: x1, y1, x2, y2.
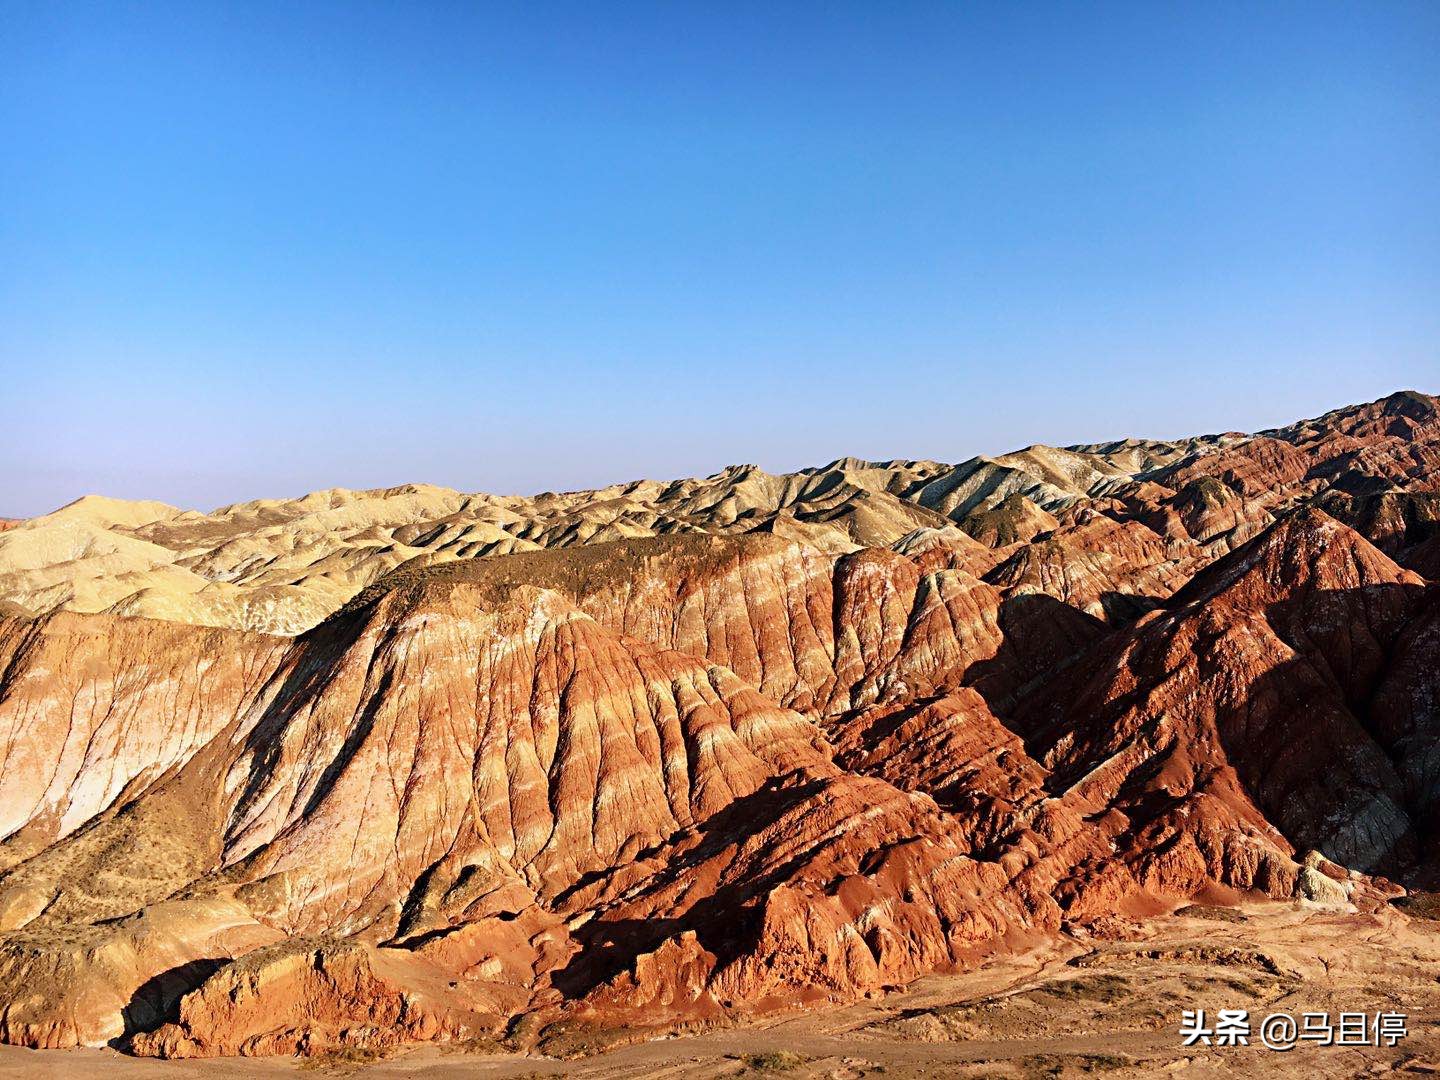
(0, 391, 1435, 1059)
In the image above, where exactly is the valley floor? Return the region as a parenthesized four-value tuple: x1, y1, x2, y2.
(6, 901, 1439, 1078)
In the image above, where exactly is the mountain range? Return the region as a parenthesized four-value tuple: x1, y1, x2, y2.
(0, 390, 1437, 1063)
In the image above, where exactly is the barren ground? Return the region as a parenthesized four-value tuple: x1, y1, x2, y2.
(6, 900, 1439, 1078)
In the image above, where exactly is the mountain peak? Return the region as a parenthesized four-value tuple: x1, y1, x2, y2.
(1171, 504, 1422, 612)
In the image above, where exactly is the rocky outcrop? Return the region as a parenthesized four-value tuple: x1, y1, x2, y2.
(129, 939, 489, 1058)
(0, 898, 280, 1048)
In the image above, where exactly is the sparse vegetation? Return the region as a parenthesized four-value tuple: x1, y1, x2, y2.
(297, 1045, 393, 1072)
(1395, 891, 1440, 921)
(1034, 973, 1129, 1003)
(437, 1034, 505, 1054)
(1174, 903, 1245, 922)
(1018, 1052, 1132, 1078)
(743, 1049, 810, 1072)
(534, 1017, 655, 1058)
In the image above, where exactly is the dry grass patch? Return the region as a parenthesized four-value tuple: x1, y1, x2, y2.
(742, 1049, 811, 1072)
(297, 1045, 394, 1072)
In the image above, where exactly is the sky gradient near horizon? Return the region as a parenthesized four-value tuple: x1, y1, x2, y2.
(2, 2, 1437, 516)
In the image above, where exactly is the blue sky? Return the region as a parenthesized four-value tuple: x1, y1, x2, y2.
(2, 2, 1436, 515)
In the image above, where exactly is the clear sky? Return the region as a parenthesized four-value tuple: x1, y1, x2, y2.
(2, 2, 1436, 516)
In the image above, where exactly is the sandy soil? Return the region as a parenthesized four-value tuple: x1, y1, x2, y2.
(6, 900, 1439, 1079)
